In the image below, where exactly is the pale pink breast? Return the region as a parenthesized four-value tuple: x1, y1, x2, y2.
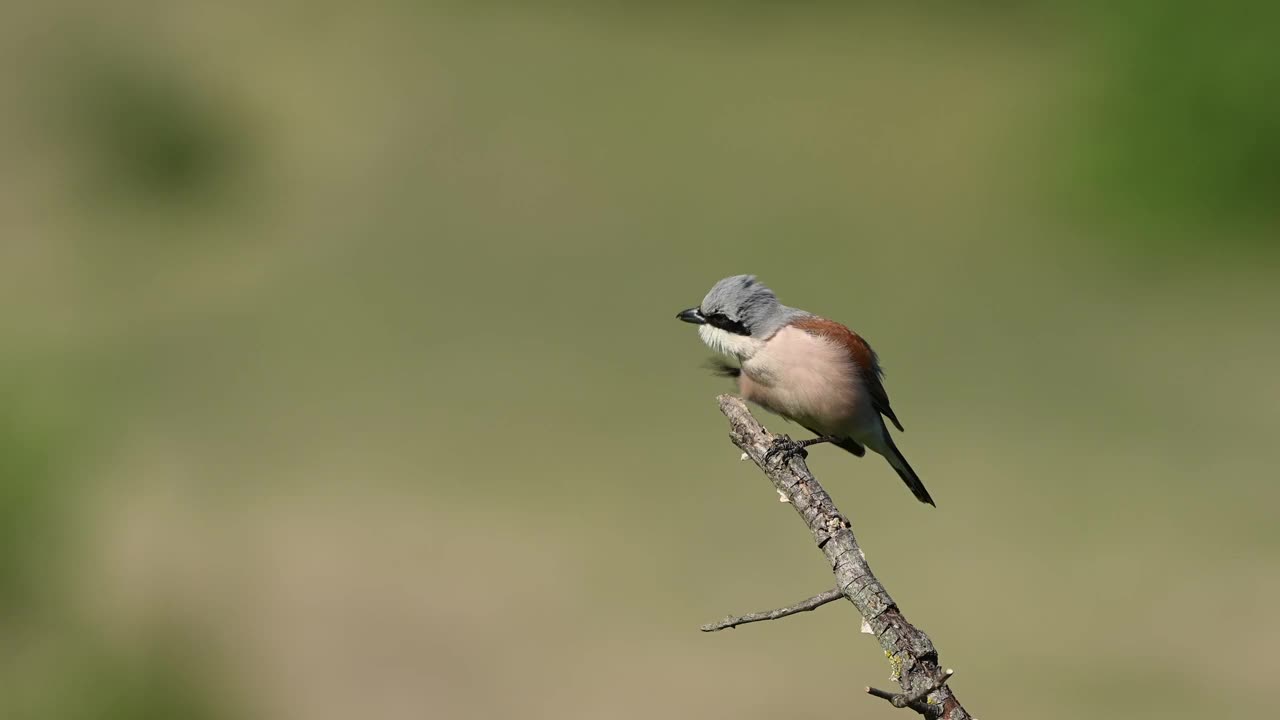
(738, 326, 870, 435)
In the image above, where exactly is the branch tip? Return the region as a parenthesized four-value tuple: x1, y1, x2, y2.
(700, 588, 843, 632)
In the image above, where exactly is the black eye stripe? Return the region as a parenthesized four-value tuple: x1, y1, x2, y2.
(705, 312, 750, 336)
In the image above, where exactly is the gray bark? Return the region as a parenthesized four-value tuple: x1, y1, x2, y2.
(710, 395, 972, 719)
(700, 588, 844, 632)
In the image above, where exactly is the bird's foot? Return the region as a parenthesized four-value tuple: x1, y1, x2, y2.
(764, 436, 808, 466)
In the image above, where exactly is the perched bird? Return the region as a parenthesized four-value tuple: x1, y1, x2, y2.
(677, 274, 935, 506)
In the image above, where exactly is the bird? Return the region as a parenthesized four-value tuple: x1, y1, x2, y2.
(676, 274, 935, 506)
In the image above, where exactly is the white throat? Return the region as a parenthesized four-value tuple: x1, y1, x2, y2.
(698, 324, 763, 360)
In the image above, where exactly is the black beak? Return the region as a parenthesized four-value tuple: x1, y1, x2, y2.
(677, 307, 707, 325)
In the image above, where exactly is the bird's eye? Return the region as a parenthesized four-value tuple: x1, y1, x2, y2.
(706, 312, 750, 336)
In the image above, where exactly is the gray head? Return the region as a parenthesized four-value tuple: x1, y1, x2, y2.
(676, 275, 803, 338)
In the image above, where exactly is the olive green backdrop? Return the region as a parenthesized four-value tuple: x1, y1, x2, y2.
(2, 2, 1277, 719)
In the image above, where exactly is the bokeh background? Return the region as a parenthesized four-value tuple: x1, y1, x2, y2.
(2, 2, 1278, 718)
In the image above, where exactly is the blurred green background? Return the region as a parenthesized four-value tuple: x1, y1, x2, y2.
(2, 2, 1278, 719)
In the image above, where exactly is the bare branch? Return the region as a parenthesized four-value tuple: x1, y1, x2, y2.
(711, 395, 972, 719)
(904, 668, 955, 705)
(868, 668, 955, 716)
(700, 588, 844, 632)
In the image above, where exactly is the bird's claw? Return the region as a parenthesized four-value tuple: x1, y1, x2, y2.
(764, 436, 807, 465)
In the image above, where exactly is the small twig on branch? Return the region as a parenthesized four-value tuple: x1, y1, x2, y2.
(706, 395, 973, 719)
(700, 588, 844, 632)
(868, 668, 955, 716)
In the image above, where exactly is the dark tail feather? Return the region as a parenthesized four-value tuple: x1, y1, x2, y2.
(832, 437, 866, 457)
(798, 426, 867, 457)
(881, 432, 935, 507)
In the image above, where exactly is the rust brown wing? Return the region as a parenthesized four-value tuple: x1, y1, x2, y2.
(790, 315, 905, 432)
